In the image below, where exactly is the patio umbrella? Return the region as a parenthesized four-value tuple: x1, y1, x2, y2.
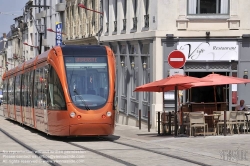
(188, 74, 250, 110)
(134, 74, 212, 136)
(189, 74, 250, 88)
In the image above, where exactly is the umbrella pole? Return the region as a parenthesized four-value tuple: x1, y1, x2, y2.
(213, 86, 217, 111)
(174, 85, 178, 137)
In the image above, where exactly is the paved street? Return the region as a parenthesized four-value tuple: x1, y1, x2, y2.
(0, 109, 249, 166)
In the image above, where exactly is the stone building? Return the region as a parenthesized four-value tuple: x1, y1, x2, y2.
(64, 0, 102, 45)
(101, 0, 250, 129)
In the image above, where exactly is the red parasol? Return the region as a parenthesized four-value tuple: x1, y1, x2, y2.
(134, 74, 212, 136)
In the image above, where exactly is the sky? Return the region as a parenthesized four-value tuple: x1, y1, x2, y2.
(0, 0, 28, 37)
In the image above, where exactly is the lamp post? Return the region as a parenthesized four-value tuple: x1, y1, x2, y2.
(78, 2, 103, 45)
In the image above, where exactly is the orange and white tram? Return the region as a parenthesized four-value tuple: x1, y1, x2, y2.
(2, 45, 116, 136)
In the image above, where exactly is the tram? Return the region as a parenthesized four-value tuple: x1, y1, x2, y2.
(2, 45, 116, 136)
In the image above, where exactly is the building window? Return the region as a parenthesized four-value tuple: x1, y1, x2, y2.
(188, 0, 229, 15)
(132, 0, 137, 16)
(122, 0, 127, 17)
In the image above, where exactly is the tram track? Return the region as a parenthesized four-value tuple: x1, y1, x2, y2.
(67, 142, 136, 166)
(97, 137, 211, 166)
(0, 128, 61, 166)
(1, 116, 248, 166)
(96, 136, 249, 166)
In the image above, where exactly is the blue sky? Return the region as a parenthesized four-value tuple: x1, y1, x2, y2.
(0, 0, 28, 36)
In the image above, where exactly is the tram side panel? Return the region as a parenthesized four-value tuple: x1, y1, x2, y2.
(46, 64, 69, 136)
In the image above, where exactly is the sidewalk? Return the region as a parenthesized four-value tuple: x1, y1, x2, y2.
(114, 123, 250, 165)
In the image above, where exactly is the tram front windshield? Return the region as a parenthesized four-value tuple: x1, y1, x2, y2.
(64, 56, 109, 110)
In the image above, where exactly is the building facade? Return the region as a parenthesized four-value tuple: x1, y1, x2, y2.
(101, 0, 250, 129)
(64, 0, 102, 45)
(30, 0, 66, 54)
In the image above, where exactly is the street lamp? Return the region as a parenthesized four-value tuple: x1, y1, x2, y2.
(131, 61, 135, 69)
(78, 3, 103, 45)
(143, 62, 147, 69)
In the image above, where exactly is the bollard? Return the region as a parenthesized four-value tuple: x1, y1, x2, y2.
(148, 110, 150, 132)
(158, 112, 160, 135)
(168, 112, 172, 135)
(139, 109, 141, 130)
(224, 110, 227, 136)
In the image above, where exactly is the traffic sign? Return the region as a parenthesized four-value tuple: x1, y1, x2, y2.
(167, 50, 186, 69)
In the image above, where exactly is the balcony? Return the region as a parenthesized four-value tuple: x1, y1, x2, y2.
(121, 19, 126, 34)
(142, 14, 149, 31)
(112, 21, 117, 35)
(55, 3, 66, 12)
(130, 17, 137, 33)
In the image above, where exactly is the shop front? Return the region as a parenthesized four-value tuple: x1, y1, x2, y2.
(163, 39, 241, 112)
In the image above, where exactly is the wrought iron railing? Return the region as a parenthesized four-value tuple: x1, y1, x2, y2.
(132, 17, 137, 30)
(114, 21, 117, 32)
(144, 14, 149, 28)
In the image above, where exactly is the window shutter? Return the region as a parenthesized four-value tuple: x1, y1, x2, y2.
(220, 0, 229, 14)
(188, 0, 197, 14)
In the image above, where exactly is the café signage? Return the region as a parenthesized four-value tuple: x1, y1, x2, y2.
(177, 41, 238, 61)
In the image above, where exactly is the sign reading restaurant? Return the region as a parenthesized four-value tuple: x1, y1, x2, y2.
(177, 42, 238, 61)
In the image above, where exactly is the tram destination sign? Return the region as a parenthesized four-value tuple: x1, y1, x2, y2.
(65, 57, 106, 63)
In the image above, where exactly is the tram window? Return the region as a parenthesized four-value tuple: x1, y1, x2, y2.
(22, 72, 29, 107)
(34, 67, 48, 109)
(3, 79, 8, 104)
(64, 56, 109, 110)
(14, 75, 21, 106)
(30, 70, 34, 107)
(47, 66, 66, 110)
(8, 77, 15, 106)
(22, 72, 32, 107)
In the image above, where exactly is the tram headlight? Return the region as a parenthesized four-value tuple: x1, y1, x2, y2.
(70, 112, 76, 118)
(106, 111, 112, 117)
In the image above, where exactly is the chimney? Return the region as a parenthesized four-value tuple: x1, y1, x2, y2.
(3, 33, 6, 38)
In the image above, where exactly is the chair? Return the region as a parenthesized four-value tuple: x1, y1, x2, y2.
(161, 111, 174, 134)
(237, 111, 247, 134)
(189, 112, 208, 137)
(228, 111, 239, 135)
(213, 111, 222, 135)
(217, 111, 230, 135)
(182, 112, 190, 134)
(177, 111, 189, 135)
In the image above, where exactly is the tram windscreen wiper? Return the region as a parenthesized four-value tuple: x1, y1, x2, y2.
(73, 87, 90, 111)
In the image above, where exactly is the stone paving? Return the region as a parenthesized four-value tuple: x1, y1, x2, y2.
(114, 124, 250, 166)
(0, 108, 250, 166)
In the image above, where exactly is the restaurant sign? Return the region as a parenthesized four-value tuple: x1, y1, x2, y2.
(177, 41, 238, 61)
